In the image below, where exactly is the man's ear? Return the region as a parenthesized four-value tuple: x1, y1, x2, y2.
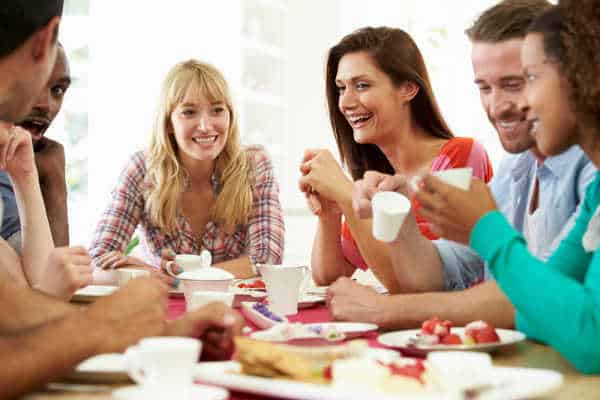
(397, 81, 420, 102)
(30, 16, 61, 63)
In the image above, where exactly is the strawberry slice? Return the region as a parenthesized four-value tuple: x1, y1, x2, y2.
(421, 316, 452, 337)
(388, 359, 426, 382)
(440, 333, 462, 345)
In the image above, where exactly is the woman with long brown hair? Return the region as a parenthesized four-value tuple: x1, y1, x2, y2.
(300, 27, 493, 292)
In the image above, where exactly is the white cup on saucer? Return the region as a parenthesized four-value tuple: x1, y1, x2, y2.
(124, 337, 201, 398)
(257, 264, 307, 316)
(166, 250, 212, 290)
(188, 290, 234, 311)
(371, 191, 411, 242)
(117, 268, 150, 287)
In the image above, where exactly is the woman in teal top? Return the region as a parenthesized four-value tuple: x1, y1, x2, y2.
(416, 2, 600, 373)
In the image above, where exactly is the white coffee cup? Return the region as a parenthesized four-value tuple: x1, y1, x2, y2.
(371, 191, 411, 242)
(433, 167, 473, 191)
(188, 290, 234, 311)
(117, 268, 150, 287)
(257, 264, 307, 316)
(125, 337, 201, 398)
(427, 351, 493, 394)
(166, 250, 212, 277)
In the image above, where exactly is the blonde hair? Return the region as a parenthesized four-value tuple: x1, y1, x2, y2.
(145, 60, 253, 234)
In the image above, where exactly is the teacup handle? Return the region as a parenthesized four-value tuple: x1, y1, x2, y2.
(165, 261, 179, 278)
(200, 249, 212, 268)
(124, 346, 152, 386)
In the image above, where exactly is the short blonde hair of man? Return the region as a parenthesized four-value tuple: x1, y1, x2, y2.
(145, 59, 253, 235)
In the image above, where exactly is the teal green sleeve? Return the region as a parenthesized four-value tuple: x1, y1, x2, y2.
(470, 174, 600, 373)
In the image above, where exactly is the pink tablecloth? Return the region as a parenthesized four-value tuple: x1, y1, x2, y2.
(167, 297, 384, 400)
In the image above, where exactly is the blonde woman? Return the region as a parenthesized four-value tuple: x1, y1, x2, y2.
(90, 60, 284, 283)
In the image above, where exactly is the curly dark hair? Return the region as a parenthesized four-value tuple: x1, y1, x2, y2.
(528, 2, 600, 136)
(560, 0, 600, 137)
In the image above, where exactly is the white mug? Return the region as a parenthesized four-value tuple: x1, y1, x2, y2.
(117, 268, 150, 287)
(166, 250, 212, 277)
(125, 337, 201, 397)
(257, 264, 307, 316)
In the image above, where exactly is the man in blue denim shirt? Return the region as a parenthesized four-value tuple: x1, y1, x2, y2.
(326, 0, 595, 330)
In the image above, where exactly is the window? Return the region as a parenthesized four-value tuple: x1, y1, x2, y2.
(50, 1, 504, 266)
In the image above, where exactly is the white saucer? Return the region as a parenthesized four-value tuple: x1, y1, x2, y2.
(71, 285, 118, 303)
(112, 384, 228, 400)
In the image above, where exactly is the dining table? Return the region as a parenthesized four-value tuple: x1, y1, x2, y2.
(24, 296, 600, 400)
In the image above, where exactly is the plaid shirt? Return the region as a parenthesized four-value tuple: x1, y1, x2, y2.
(90, 146, 284, 269)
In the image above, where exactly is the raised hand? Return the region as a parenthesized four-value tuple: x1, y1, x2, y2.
(0, 125, 36, 179)
(416, 175, 497, 245)
(352, 171, 409, 219)
(299, 149, 353, 207)
(37, 246, 93, 300)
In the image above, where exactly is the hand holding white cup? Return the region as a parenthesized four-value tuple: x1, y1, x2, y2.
(371, 191, 411, 242)
(165, 250, 212, 277)
(411, 167, 474, 192)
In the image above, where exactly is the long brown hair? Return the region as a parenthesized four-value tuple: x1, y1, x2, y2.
(325, 26, 453, 180)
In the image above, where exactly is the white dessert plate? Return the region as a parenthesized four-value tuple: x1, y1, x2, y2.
(377, 328, 526, 356)
(67, 353, 129, 383)
(112, 384, 228, 400)
(194, 361, 562, 400)
(304, 322, 378, 339)
(298, 294, 326, 309)
(240, 301, 288, 329)
(71, 285, 118, 303)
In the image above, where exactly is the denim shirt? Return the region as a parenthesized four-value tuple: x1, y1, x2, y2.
(0, 171, 20, 240)
(436, 145, 596, 290)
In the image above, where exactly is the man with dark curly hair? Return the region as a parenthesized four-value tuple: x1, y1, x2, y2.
(328, 0, 595, 332)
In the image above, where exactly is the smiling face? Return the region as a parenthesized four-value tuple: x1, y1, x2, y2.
(17, 46, 70, 145)
(472, 39, 535, 154)
(169, 87, 230, 165)
(519, 33, 577, 156)
(335, 51, 409, 146)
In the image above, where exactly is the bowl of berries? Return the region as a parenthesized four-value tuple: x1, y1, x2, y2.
(377, 316, 525, 357)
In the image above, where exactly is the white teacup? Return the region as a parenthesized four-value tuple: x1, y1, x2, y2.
(188, 290, 235, 311)
(117, 268, 150, 287)
(371, 191, 411, 242)
(166, 251, 212, 290)
(427, 351, 493, 394)
(125, 337, 201, 398)
(257, 264, 307, 316)
(433, 167, 473, 191)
